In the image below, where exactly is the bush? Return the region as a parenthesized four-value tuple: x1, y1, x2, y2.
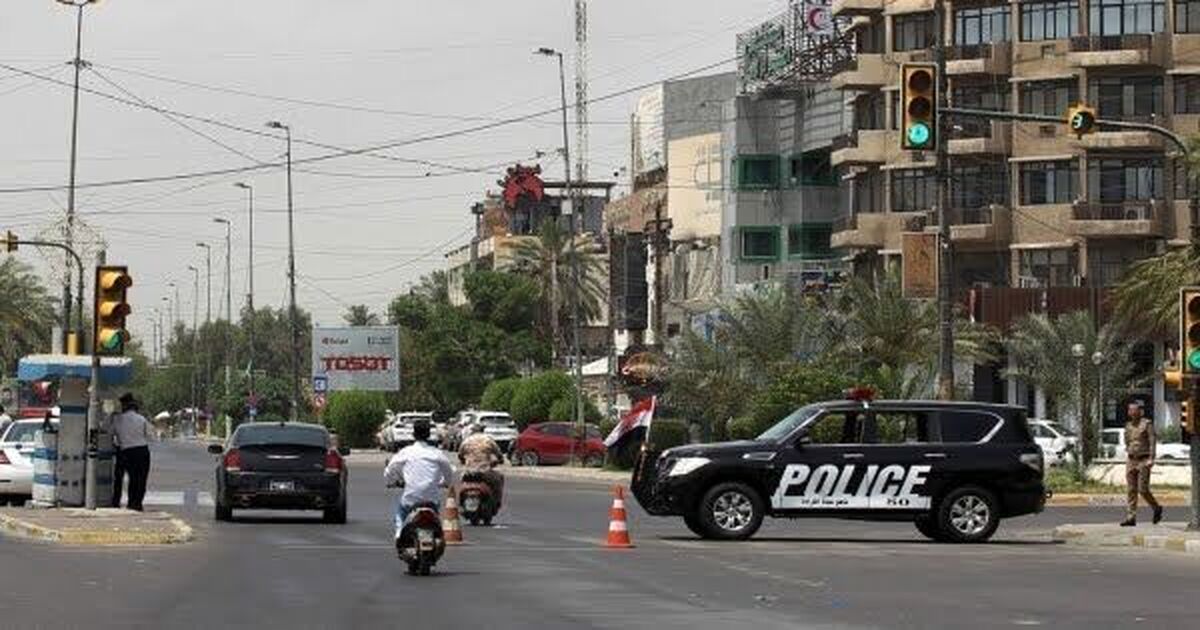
(509, 371, 573, 428)
(726, 416, 760, 441)
(750, 364, 857, 428)
(547, 394, 603, 423)
(323, 391, 388, 449)
(480, 377, 522, 413)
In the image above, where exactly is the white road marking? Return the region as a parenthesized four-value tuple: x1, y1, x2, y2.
(195, 492, 214, 507)
(142, 491, 185, 506)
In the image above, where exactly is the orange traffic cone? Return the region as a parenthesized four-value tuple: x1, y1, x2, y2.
(442, 492, 464, 545)
(605, 485, 634, 549)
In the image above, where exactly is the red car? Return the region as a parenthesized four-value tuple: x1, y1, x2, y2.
(512, 422, 605, 467)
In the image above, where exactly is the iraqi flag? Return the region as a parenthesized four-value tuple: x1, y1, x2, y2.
(605, 396, 656, 448)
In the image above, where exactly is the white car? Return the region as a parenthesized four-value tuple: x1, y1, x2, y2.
(387, 412, 435, 451)
(0, 419, 57, 505)
(460, 411, 519, 454)
(1028, 419, 1079, 467)
(1101, 427, 1191, 461)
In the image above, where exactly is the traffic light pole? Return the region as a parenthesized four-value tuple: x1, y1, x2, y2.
(934, 3, 954, 401)
(941, 107, 1188, 153)
(84, 250, 105, 510)
(1189, 383, 1200, 530)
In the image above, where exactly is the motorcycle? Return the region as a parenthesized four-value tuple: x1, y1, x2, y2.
(396, 502, 445, 576)
(458, 471, 499, 526)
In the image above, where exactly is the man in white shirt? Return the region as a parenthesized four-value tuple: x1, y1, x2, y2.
(111, 393, 152, 511)
(383, 419, 454, 540)
(0, 405, 13, 438)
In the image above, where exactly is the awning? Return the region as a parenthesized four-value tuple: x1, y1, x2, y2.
(17, 354, 134, 385)
(1008, 154, 1077, 163)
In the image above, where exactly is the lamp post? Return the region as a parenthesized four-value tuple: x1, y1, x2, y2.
(213, 217, 234, 402)
(167, 281, 179, 331)
(264, 122, 300, 422)
(55, 0, 99, 352)
(536, 46, 584, 463)
(233, 182, 256, 405)
(1072, 343, 1087, 474)
(188, 264, 200, 435)
(160, 296, 169, 361)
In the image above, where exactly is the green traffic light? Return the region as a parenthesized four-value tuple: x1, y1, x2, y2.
(1188, 349, 1200, 372)
(906, 123, 931, 147)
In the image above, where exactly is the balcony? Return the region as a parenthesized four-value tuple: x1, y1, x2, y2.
(1080, 121, 1165, 150)
(830, 53, 891, 90)
(1068, 200, 1164, 237)
(1068, 34, 1164, 67)
(946, 42, 1012, 76)
(831, 211, 927, 250)
(949, 205, 1012, 244)
(831, 129, 889, 167)
(831, 0, 883, 17)
(948, 120, 1012, 155)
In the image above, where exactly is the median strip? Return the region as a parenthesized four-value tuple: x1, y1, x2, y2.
(0, 507, 194, 546)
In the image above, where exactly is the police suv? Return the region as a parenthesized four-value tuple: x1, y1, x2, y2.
(633, 398, 1047, 543)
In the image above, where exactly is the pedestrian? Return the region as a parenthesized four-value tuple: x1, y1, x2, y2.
(111, 393, 152, 511)
(0, 404, 13, 438)
(1121, 401, 1163, 527)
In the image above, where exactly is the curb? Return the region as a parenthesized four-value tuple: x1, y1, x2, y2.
(1047, 493, 1191, 507)
(1053, 524, 1200, 555)
(0, 512, 195, 546)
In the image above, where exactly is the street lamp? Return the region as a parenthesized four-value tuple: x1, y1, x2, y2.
(264, 122, 300, 421)
(1092, 350, 1106, 456)
(159, 296, 169, 361)
(1072, 343, 1087, 470)
(536, 46, 584, 463)
(167, 281, 179, 330)
(213, 217, 234, 401)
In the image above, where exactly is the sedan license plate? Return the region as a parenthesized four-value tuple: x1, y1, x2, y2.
(463, 497, 481, 512)
(269, 480, 295, 492)
(417, 529, 434, 544)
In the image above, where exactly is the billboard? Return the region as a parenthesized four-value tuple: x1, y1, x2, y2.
(901, 232, 939, 300)
(311, 326, 400, 392)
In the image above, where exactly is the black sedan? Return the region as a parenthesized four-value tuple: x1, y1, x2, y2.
(209, 422, 349, 523)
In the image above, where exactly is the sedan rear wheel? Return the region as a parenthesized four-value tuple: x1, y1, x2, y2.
(323, 500, 347, 524)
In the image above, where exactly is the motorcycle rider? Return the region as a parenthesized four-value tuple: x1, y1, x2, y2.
(383, 419, 454, 543)
(458, 422, 505, 510)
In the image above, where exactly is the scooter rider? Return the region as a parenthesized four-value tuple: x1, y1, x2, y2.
(384, 419, 454, 541)
(458, 422, 505, 509)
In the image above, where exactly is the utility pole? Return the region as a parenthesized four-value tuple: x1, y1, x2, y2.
(196, 242, 212, 325)
(188, 264, 199, 435)
(84, 248, 105, 509)
(233, 182, 256, 407)
(934, 0, 955, 401)
(266, 122, 300, 422)
(58, 0, 98, 352)
(213, 217, 234, 403)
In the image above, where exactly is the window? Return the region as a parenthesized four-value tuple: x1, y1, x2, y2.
(956, 5, 1010, 45)
(1019, 160, 1079, 204)
(790, 151, 836, 187)
(1020, 1, 1079, 41)
(1088, 157, 1163, 202)
(894, 13, 936, 51)
(951, 162, 1010, 209)
(734, 155, 780, 190)
(739, 226, 780, 260)
(1175, 75, 1200, 113)
(1020, 79, 1079, 116)
(856, 19, 885, 53)
(852, 169, 885, 213)
(1019, 248, 1078, 287)
(854, 92, 886, 131)
(1176, 160, 1200, 199)
(803, 411, 865, 445)
(788, 224, 833, 259)
(542, 424, 571, 437)
(951, 84, 1010, 136)
(869, 412, 931, 444)
(937, 411, 999, 443)
(233, 425, 329, 448)
(1089, 76, 1163, 121)
(1090, 0, 1165, 35)
(1179, 0, 1200, 32)
(891, 168, 936, 212)
(1089, 243, 1147, 286)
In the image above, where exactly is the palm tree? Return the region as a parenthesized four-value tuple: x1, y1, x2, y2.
(510, 219, 606, 357)
(342, 304, 381, 326)
(0, 258, 56, 375)
(1005, 310, 1139, 465)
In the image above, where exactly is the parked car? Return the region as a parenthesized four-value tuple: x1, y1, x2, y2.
(209, 422, 349, 523)
(1100, 427, 1190, 460)
(0, 419, 57, 506)
(1028, 419, 1078, 466)
(385, 412, 435, 452)
(512, 422, 605, 467)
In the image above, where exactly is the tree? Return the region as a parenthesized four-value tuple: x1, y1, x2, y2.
(1112, 246, 1200, 336)
(510, 219, 607, 357)
(342, 305, 381, 326)
(480, 377, 522, 412)
(324, 391, 388, 448)
(509, 371, 572, 428)
(0, 258, 56, 375)
(1005, 311, 1140, 465)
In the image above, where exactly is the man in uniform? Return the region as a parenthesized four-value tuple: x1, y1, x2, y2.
(1121, 401, 1163, 526)
(458, 423, 505, 510)
(111, 393, 152, 511)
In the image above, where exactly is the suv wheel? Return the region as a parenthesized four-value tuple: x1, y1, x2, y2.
(937, 486, 999, 543)
(683, 513, 706, 538)
(215, 502, 232, 522)
(696, 482, 764, 541)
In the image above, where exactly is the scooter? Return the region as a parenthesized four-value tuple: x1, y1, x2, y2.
(458, 471, 499, 526)
(396, 502, 445, 576)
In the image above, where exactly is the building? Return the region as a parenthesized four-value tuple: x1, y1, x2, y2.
(829, 0, 1200, 424)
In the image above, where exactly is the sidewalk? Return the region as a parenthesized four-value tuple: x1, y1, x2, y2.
(1054, 522, 1200, 555)
(0, 507, 194, 546)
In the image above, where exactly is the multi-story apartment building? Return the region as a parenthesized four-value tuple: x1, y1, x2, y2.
(830, 0, 1200, 290)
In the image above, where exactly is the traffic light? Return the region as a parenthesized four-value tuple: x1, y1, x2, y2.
(1182, 400, 1194, 435)
(1182, 288, 1200, 375)
(1066, 104, 1097, 137)
(93, 265, 132, 356)
(3, 230, 16, 253)
(901, 63, 937, 151)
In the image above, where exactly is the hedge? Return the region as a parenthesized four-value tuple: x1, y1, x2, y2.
(480, 377, 522, 412)
(509, 371, 573, 428)
(323, 391, 388, 448)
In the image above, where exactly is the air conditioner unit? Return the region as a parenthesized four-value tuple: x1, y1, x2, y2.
(1017, 275, 1043, 289)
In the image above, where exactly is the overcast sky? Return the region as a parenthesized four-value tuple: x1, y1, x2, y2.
(1, 0, 781, 342)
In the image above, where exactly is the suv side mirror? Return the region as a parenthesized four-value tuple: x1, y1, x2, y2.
(795, 435, 812, 448)
(206, 443, 223, 455)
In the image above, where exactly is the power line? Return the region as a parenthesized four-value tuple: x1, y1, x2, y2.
(0, 56, 738, 194)
(304, 225, 474, 282)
